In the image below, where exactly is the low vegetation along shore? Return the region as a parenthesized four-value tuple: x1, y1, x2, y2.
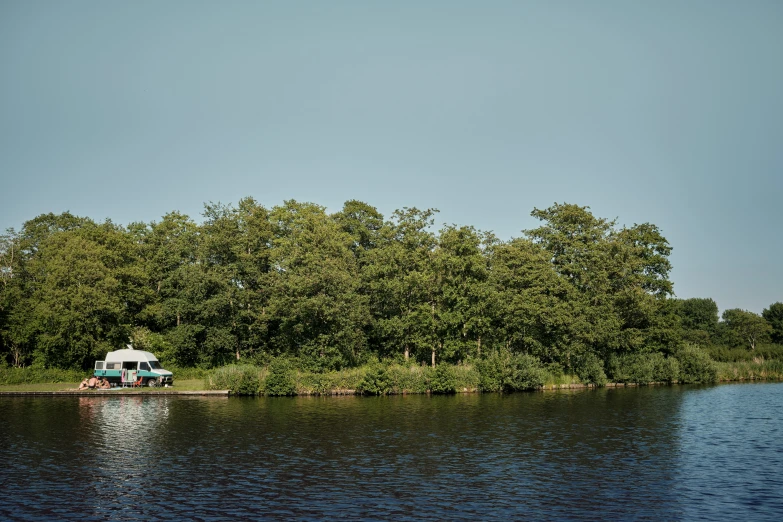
(3, 345, 783, 395)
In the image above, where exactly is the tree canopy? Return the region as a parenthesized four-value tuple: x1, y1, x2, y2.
(0, 199, 778, 372)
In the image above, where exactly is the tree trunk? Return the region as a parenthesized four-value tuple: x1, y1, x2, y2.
(176, 311, 181, 326)
(404, 345, 410, 360)
(477, 336, 481, 357)
(431, 348, 436, 368)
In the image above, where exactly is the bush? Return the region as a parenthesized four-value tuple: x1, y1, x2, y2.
(357, 364, 392, 395)
(386, 364, 429, 394)
(477, 349, 545, 392)
(429, 365, 456, 394)
(450, 363, 481, 392)
(0, 367, 85, 385)
(705, 346, 753, 363)
(263, 357, 297, 396)
(205, 365, 261, 395)
(166, 365, 209, 381)
(675, 345, 718, 384)
(575, 353, 607, 387)
(608, 352, 679, 384)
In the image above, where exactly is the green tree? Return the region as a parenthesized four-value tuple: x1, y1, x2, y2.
(490, 237, 583, 369)
(266, 200, 369, 369)
(677, 297, 719, 345)
(525, 203, 677, 363)
(199, 198, 274, 365)
(721, 309, 771, 350)
(762, 302, 783, 344)
(362, 207, 438, 362)
(133, 212, 208, 366)
(26, 225, 135, 368)
(332, 200, 384, 255)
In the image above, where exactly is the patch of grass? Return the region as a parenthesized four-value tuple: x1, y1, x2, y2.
(0, 378, 209, 393)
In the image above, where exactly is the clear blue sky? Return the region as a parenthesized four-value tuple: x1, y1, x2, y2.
(1, 1, 781, 314)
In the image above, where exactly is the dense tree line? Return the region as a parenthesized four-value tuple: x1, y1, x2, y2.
(1, 199, 781, 373)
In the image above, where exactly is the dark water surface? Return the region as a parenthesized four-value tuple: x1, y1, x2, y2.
(2, 383, 782, 520)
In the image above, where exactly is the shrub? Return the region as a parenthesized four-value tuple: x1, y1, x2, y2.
(675, 345, 718, 384)
(575, 352, 607, 387)
(450, 364, 481, 392)
(386, 364, 429, 394)
(608, 352, 679, 384)
(654, 355, 680, 384)
(205, 365, 261, 395)
(429, 364, 456, 394)
(357, 364, 392, 395)
(705, 346, 753, 363)
(263, 357, 297, 396)
(0, 367, 84, 385)
(477, 349, 545, 392)
(166, 365, 209, 381)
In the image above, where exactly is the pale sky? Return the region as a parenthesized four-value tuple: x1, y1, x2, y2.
(1, 1, 781, 314)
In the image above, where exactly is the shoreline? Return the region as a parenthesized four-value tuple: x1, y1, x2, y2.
(2, 378, 780, 397)
(0, 390, 229, 396)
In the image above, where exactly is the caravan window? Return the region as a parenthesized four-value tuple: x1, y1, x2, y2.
(139, 362, 151, 372)
(122, 361, 138, 370)
(149, 361, 163, 370)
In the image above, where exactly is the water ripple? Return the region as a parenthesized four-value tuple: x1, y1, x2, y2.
(1, 384, 783, 520)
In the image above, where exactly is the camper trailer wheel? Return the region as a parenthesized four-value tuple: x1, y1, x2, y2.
(146, 378, 159, 387)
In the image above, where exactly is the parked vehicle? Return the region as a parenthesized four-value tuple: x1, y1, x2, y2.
(94, 347, 174, 387)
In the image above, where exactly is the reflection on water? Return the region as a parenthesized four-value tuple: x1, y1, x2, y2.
(1, 384, 782, 520)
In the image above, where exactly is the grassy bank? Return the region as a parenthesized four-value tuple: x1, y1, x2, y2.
(4, 349, 783, 395)
(0, 379, 207, 393)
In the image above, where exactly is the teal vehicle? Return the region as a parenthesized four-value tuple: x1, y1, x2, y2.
(94, 347, 174, 387)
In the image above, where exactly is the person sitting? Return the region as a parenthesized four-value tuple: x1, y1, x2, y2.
(87, 376, 98, 389)
(78, 378, 90, 390)
(99, 378, 111, 389)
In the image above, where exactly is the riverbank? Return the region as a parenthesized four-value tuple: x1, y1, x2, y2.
(0, 390, 229, 396)
(3, 378, 781, 397)
(3, 357, 782, 397)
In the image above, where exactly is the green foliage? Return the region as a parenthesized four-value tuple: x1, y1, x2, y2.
(429, 364, 457, 394)
(262, 357, 297, 396)
(678, 298, 719, 332)
(165, 365, 209, 380)
(385, 363, 431, 394)
(721, 309, 771, 350)
(716, 359, 783, 382)
(705, 345, 755, 363)
(575, 352, 608, 386)
(607, 352, 679, 384)
(0, 199, 751, 379)
(357, 364, 392, 395)
(205, 365, 261, 395)
(0, 366, 85, 385)
(675, 345, 718, 384)
(477, 349, 546, 392)
(762, 302, 783, 344)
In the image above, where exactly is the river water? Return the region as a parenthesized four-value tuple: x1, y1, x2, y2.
(1, 383, 782, 520)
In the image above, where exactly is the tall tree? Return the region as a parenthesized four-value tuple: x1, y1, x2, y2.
(431, 225, 494, 365)
(677, 297, 719, 345)
(25, 224, 136, 368)
(490, 238, 584, 368)
(266, 200, 369, 369)
(363, 207, 439, 363)
(721, 309, 771, 350)
(761, 302, 783, 344)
